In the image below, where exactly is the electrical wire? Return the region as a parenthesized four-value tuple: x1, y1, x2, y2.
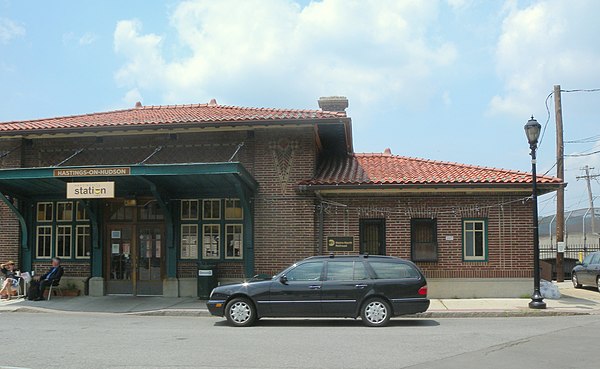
(537, 91, 554, 149)
(565, 150, 600, 157)
(561, 88, 600, 93)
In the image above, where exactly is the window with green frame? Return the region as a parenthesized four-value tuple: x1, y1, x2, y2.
(463, 219, 487, 261)
(34, 201, 91, 260)
(179, 198, 243, 260)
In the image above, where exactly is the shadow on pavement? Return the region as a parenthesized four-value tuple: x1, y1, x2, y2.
(213, 318, 440, 328)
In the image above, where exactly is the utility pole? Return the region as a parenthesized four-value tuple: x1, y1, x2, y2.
(577, 166, 598, 236)
(554, 85, 565, 282)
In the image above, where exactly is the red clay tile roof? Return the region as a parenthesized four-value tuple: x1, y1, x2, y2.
(301, 153, 562, 187)
(0, 102, 346, 133)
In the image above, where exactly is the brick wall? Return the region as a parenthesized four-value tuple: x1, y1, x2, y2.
(0, 139, 22, 266)
(253, 128, 317, 276)
(32, 261, 90, 278)
(318, 194, 534, 279)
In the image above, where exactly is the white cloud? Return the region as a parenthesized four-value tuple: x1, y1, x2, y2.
(489, 0, 600, 118)
(0, 17, 25, 44)
(78, 32, 97, 45)
(113, 0, 457, 110)
(63, 31, 98, 46)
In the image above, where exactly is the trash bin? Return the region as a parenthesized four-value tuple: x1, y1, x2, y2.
(197, 263, 217, 299)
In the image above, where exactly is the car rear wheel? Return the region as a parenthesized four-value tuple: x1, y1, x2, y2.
(572, 273, 582, 288)
(225, 297, 256, 327)
(361, 298, 391, 327)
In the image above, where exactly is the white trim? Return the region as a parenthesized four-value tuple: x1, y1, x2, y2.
(202, 224, 220, 260)
(56, 201, 74, 222)
(224, 224, 243, 259)
(36, 202, 53, 222)
(180, 199, 199, 220)
(463, 220, 487, 261)
(202, 199, 221, 220)
(35, 225, 53, 259)
(75, 225, 91, 259)
(224, 198, 243, 220)
(180, 224, 199, 259)
(56, 224, 72, 259)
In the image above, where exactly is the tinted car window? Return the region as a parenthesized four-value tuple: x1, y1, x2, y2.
(583, 253, 594, 265)
(286, 261, 324, 281)
(369, 261, 420, 279)
(326, 261, 369, 281)
(591, 253, 600, 265)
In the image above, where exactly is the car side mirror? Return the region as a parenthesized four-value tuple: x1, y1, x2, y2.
(279, 275, 288, 285)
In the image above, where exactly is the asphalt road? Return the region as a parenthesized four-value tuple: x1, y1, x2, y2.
(1, 313, 597, 369)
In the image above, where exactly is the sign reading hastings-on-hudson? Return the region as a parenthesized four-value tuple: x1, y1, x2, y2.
(66, 182, 115, 199)
(54, 167, 130, 177)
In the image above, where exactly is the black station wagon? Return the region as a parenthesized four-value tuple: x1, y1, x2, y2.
(572, 251, 600, 292)
(207, 255, 429, 327)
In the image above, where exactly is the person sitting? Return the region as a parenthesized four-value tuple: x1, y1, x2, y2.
(28, 257, 64, 301)
(0, 261, 21, 300)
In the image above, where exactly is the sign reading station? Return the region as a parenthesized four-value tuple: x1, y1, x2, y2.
(67, 182, 115, 199)
(54, 167, 131, 177)
(327, 236, 354, 252)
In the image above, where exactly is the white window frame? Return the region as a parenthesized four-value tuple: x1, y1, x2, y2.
(224, 198, 243, 220)
(202, 224, 221, 260)
(56, 225, 72, 259)
(36, 225, 53, 259)
(76, 202, 89, 221)
(56, 201, 74, 222)
(180, 224, 199, 260)
(463, 219, 487, 262)
(225, 224, 243, 259)
(202, 199, 221, 220)
(75, 225, 91, 259)
(37, 202, 53, 222)
(180, 199, 199, 220)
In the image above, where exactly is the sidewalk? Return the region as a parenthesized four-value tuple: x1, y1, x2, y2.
(1, 282, 598, 318)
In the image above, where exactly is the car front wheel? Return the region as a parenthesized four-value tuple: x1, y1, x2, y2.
(572, 273, 582, 288)
(225, 297, 256, 327)
(361, 298, 391, 327)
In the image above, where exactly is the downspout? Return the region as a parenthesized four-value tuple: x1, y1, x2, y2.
(316, 191, 324, 255)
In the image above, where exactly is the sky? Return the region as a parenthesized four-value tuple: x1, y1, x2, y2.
(1, 0, 599, 215)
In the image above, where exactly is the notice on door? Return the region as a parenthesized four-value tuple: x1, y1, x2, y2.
(67, 181, 115, 199)
(327, 236, 354, 252)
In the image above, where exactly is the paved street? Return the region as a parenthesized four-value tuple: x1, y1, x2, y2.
(0, 312, 597, 369)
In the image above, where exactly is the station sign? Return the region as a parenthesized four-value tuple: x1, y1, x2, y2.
(67, 181, 115, 199)
(327, 236, 354, 252)
(54, 167, 130, 177)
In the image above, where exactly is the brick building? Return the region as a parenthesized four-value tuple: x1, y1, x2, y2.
(0, 97, 560, 298)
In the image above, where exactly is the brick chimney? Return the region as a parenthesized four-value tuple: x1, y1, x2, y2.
(318, 96, 348, 112)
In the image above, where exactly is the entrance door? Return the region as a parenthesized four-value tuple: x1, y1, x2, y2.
(106, 225, 164, 295)
(360, 219, 386, 255)
(136, 227, 163, 295)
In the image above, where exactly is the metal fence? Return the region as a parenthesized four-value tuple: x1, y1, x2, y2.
(539, 243, 600, 279)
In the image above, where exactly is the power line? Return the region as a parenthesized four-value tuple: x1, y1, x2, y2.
(538, 91, 554, 149)
(561, 88, 600, 93)
(565, 150, 600, 157)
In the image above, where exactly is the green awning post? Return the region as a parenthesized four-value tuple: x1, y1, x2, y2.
(139, 177, 176, 278)
(232, 178, 254, 278)
(80, 200, 102, 277)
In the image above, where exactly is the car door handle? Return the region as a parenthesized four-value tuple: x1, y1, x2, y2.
(308, 285, 321, 290)
(355, 284, 368, 289)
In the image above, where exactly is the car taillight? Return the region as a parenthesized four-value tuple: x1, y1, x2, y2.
(418, 285, 428, 296)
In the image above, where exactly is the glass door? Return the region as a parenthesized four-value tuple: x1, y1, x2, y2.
(106, 225, 134, 294)
(136, 227, 164, 295)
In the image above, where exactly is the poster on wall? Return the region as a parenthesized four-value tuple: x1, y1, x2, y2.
(327, 236, 354, 252)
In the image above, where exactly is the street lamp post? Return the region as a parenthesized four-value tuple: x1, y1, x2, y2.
(524, 116, 547, 309)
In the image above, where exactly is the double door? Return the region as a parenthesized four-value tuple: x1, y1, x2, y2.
(106, 224, 164, 295)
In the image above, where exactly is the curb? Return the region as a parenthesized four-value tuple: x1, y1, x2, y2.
(414, 310, 591, 318)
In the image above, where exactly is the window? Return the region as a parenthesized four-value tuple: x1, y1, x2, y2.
(225, 224, 243, 259)
(202, 224, 220, 259)
(181, 224, 198, 259)
(36, 226, 53, 258)
(582, 253, 594, 266)
(181, 200, 199, 220)
(138, 202, 164, 221)
(76, 202, 89, 221)
(463, 219, 487, 261)
(56, 225, 72, 258)
(57, 202, 73, 222)
(359, 219, 385, 255)
(591, 253, 600, 265)
(286, 261, 324, 281)
(369, 262, 420, 279)
(411, 219, 438, 262)
(326, 261, 369, 281)
(108, 202, 134, 221)
(37, 203, 53, 222)
(202, 199, 221, 220)
(225, 199, 243, 220)
(75, 225, 91, 259)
